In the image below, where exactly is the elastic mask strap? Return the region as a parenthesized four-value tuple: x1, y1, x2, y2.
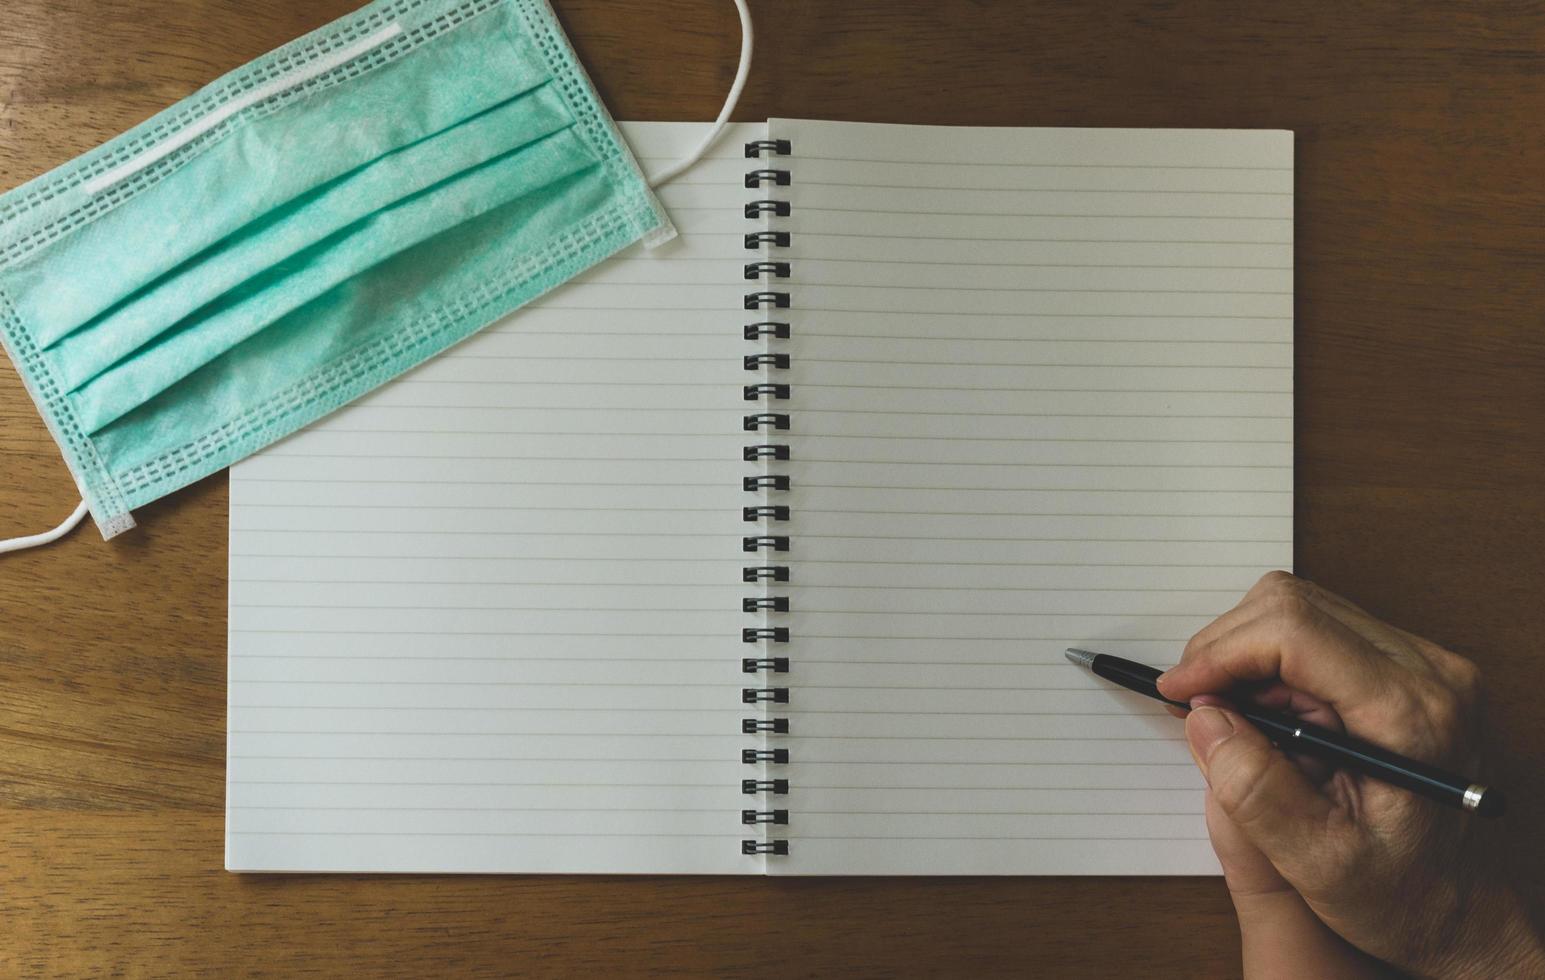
(2, 2, 751, 554)
(648, 0, 753, 187)
(0, 498, 88, 554)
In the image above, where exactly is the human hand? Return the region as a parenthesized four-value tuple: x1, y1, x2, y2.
(1158, 571, 1545, 979)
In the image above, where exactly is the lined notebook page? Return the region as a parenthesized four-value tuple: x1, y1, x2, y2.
(769, 119, 1293, 875)
(225, 123, 767, 873)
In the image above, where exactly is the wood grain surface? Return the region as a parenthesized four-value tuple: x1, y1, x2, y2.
(3, 0, 1544, 975)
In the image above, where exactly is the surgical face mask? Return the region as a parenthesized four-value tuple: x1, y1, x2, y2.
(0, 0, 751, 551)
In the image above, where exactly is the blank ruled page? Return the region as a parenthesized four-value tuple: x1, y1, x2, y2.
(225, 123, 764, 873)
(768, 119, 1293, 875)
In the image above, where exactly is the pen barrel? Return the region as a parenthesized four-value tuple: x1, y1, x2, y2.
(1089, 655, 1189, 710)
(1241, 710, 1476, 808)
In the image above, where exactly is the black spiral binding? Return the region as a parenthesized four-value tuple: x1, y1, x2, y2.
(741, 135, 792, 860)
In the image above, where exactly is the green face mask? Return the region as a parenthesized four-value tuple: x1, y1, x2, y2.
(0, 0, 679, 540)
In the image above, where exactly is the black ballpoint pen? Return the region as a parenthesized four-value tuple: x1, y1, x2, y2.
(1065, 648, 1506, 818)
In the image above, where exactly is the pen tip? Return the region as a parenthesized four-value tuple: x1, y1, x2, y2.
(1065, 648, 1097, 669)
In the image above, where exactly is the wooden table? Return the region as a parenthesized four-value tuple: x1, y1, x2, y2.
(2, 0, 1543, 974)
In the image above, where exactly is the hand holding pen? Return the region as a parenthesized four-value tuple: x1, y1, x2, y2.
(1079, 572, 1545, 980)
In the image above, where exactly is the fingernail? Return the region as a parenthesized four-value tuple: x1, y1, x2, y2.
(1185, 704, 1237, 773)
(1155, 668, 1174, 691)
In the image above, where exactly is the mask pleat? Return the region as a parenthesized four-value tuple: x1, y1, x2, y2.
(89, 155, 619, 475)
(48, 85, 574, 394)
(71, 127, 604, 437)
(9, 4, 551, 353)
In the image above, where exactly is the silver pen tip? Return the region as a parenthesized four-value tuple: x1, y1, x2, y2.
(1064, 648, 1097, 669)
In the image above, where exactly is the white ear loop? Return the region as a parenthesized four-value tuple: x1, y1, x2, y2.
(1, 0, 751, 555)
(648, 0, 753, 187)
(0, 498, 88, 554)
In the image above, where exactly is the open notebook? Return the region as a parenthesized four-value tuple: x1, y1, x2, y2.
(226, 119, 1293, 874)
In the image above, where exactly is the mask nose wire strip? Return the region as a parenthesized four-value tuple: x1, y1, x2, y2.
(2, 2, 749, 553)
(647, 0, 753, 188)
(0, 499, 89, 554)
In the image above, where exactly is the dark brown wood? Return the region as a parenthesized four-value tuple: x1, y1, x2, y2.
(2, 0, 1543, 974)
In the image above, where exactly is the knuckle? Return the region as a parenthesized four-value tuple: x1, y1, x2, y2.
(1385, 683, 1427, 726)
(1419, 685, 1464, 733)
(1267, 592, 1319, 630)
(1448, 656, 1482, 702)
(1181, 627, 1210, 662)
(1255, 569, 1300, 595)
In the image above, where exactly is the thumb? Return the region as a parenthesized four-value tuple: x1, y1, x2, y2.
(1185, 704, 1339, 881)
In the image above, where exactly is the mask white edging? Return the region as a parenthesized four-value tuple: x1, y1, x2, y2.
(647, 0, 753, 188)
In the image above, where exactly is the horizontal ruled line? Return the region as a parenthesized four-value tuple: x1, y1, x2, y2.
(797, 358, 1286, 368)
(229, 631, 732, 637)
(258, 455, 728, 462)
(231, 755, 729, 762)
(232, 706, 744, 712)
(234, 504, 732, 511)
(228, 556, 1275, 568)
(800, 508, 1282, 517)
(230, 708, 1166, 716)
(226, 583, 1235, 593)
(794, 760, 1193, 766)
(231, 805, 732, 811)
(234, 530, 724, 538)
(435, 354, 725, 361)
(798, 206, 1289, 220)
(801, 438, 1289, 446)
(228, 831, 1206, 841)
(231, 681, 1151, 690)
(802, 232, 1291, 245)
(798, 409, 1290, 418)
(799, 485, 1290, 493)
(797, 308, 1291, 319)
(231, 507, 1282, 519)
(792, 611, 1211, 618)
(795, 179, 1291, 197)
(764, 835, 1210, 841)
(489, 330, 733, 337)
(230, 806, 1196, 814)
(226, 732, 1184, 742)
(228, 756, 1184, 765)
(316, 406, 733, 412)
(799, 383, 1291, 393)
(798, 637, 1189, 643)
(802, 283, 1289, 295)
(233, 707, 746, 714)
(252, 455, 1287, 468)
(230, 554, 749, 560)
(231, 781, 726, 786)
(796, 462, 1288, 470)
(231, 655, 728, 662)
(229, 831, 738, 837)
(231, 534, 1281, 544)
(232, 480, 722, 486)
(619, 256, 1292, 270)
(524, 305, 1291, 319)
(795, 333, 1291, 344)
(803, 283, 1290, 296)
(799, 533, 1286, 541)
(232, 606, 1205, 615)
(392, 380, 731, 387)
(272, 432, 743, 439)
(784, 154, 1291, 171)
